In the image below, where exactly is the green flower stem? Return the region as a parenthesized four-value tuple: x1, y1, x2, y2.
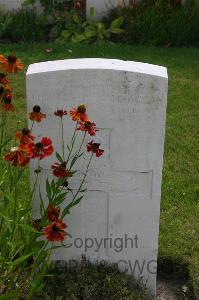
(69, 131, 86, 170)
(10, 167, 19, 243)
(70, 153, 93, 204)
(28, 241, 50, 300)
(0, 110, 6, 155)
(0, 88, 9, 153)
(31, 159, 40, 199)
(66, 122, 78, 165)
(78, 131, 86, 156)
(30, 121, 34, 131)
(61, 117, 65, 160)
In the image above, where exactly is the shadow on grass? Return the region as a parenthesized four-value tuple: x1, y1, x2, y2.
(158, 256, 196, 300)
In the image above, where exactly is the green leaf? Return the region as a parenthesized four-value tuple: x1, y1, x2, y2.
(18, 224, 38, 233)
(72, 33, 86, 43)
(109, 28, 124, 34)
(0, 137, 12, 151)
(96, 22, 106, 32)
(46, 179, 51, 201)
(39, 186, 45, 216)
(84, 29, 97, 38)
(53, 192, 68, 206)
(32, 240, 46, 252)
(72, 13, 82, 24)
(70, 154, 82, 169)
(51, 179, 56, 193)
(110, 17, 124, 29)
(60, 30, 72, 41)
(7, 252, 35, 267)
(56, 152, 64, 163)
(0, 211, 12, 223)
(89, 6, 95, 18)
(61, 196, 83, 218)
(0, 293, 18, 299)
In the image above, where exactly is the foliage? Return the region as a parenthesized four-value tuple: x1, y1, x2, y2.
(32, 259, 148, 299)
(105, 0, 199, 46)
(56, 12, 124, 43)
(4, 8, 46, 42)
(0, 0, 123, 44)
(0, 9, 12, 39)
(2, 260, 148, 299)
(24, 0, 82, 15)
(0, 52, 104, 298)
(0, 0, 199, 45)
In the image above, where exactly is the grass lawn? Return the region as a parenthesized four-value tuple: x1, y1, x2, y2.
(0, 42, 198, 298)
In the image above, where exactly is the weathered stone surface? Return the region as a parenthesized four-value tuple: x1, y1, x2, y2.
(0, 0, 41, 12)
(86, 0, 186, 19)
(26, 58, 168, 297)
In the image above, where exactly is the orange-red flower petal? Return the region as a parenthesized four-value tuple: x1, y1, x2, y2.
(77, 121, 98, 136)
(70, 105, 89, 122)
(29, 105, 46, 123)
(16, 128, 35, 145)
(54, 109, 67, 118)
(0, 54, 24, 73)
(4, 146, 30, 167)
(27, 137, 54, 160)
(51, 162, 72, 178)
(87, 141, 104, 157)
(47, 204, 60, 222)
(43, 219, 67, 242)
(1, 92, 15, 112)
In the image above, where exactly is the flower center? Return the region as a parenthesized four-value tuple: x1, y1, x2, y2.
(22, 128, 30, 136)
(0, 85, 4, 95)
(7, 55, 17, 64)
(62, 180, 69, 187)
(52, 224, 59, 232)
(60, 162, 67, 169)
(33, 105, 41, 113)
(4, 97, 11, 104)
(57, 110, 63, 115)
(85, 121, 92, 127)
(0, 73, 6, 80)
(93, 143, 100, 149)
(35, 142, 43, 150)
(77, 105, 86, 114)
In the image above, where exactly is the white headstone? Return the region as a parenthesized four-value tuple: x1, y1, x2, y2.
(86, 0, 129, 20)
(0, 0, 41, 12)
(86, 0, 187, 20)
(26, 58, 168, 297)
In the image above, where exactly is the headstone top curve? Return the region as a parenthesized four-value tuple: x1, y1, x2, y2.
(27, 58, 167, 79)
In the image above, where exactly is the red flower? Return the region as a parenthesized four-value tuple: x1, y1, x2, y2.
(43, 219, 67, 242)
(28, 137, 54, 160)
(51, 162, 72, 178)
(0, 54, 24, 73)
(70, 105, 89, 122)
(74, 1, 81, 9)
(47, 204, 60, 222)
(29, 105, 46, 123)
(2, 92, 15, 112)
(0, 85, 4, 96)
(77, 121, 98, 136)
(0, 85, 11, 97)
(87, 141, 104, 157)
(54, 109, 67, 118)
(16, 128, 35, 145)
(4, 146, 30, 167)
(0, 73, 9, 85)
